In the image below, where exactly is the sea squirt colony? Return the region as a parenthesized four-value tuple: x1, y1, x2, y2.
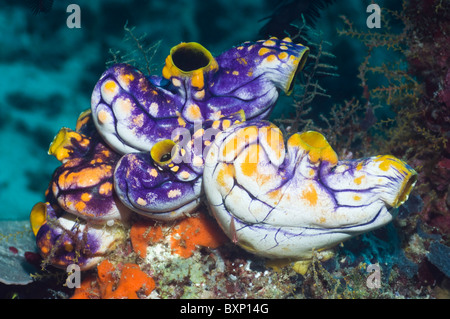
(29, 37, 417, 272)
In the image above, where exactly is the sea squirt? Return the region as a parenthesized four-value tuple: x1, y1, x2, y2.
(202, 121, 417, 268)
(29, 37, 309, 270)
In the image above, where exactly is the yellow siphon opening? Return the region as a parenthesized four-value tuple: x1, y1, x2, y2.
(163, 42, 219, 80)
(393, 172, 418, 207)
(296, 131, 338, 165)
(150, 139, 176, 166)
(30, 202, 47, 236)
(285, 46, 310, 95)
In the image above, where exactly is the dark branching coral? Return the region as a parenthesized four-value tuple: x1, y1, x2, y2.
(278, 0, 449, 295)
(329, 0, 450, 240)
(107, 22, 161, 75)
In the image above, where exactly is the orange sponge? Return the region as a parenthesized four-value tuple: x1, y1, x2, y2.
(170, 213, 228, 258)
(71, 260, 155, 299)
(130, 220, 164, 258)
(130, 213, 228, 259)
(70, 274, 100, 299)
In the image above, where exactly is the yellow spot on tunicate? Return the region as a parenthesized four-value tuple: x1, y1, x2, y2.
(319, 217, 327, 223)
(258, 48, 271, 56)
(168, 189, 182, 198)
(356, 162, 363, 171)
(232, 70, 239, 76)
(222, 126, 258, 159)
(217, 164, 235, 189)
(192, 156, 203, 167)
(178, 115, 186, 127)
(354, 175, 365, 185)
(180, 171, 190, 180)
(191, 70, 204, 89)
(289, 55, 300, 66)
(120, 73, 135, 87)
(222, 120, 231, 130)
(265, 55, 276, 63)
(278, 52, 288, 60)
(237, 46, 244, 50)
(263, 40, 276, 46)
(240, 144, 260, 177)
(149, 168, 158, 177)
(267, 188, 282, 202)
(280, 45, 288, 50)
(194, 90, 205, 100)
(353, 195, 361, 201)
(171, 166, 179, 172)
(212, 120, 220, 129)
(282, 37, 292, 42)
(137, 197, 147, 206)
(118, 98, 133, 116)
(185, 104, 202, 121)
(133, 113, 144, 127)
(237, 58, 247, 65)
(193, 128, 205, 139)
(301, 183, 318, 206)
(264, 126, 284, 162)
(247, 71, 253, 77)
(103, 80, 118, 96)
(81, 193, 91, 202)
(99, 182, 113, 195)
(172, 78, 181, 87)
(58, 165, 112, 190)
(204, 140, 211, 147)
(104, 80, 117, 92)
(374, 155, 410, 174)
(97, 110, 111, 125)
(75, 201, 86, 212)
